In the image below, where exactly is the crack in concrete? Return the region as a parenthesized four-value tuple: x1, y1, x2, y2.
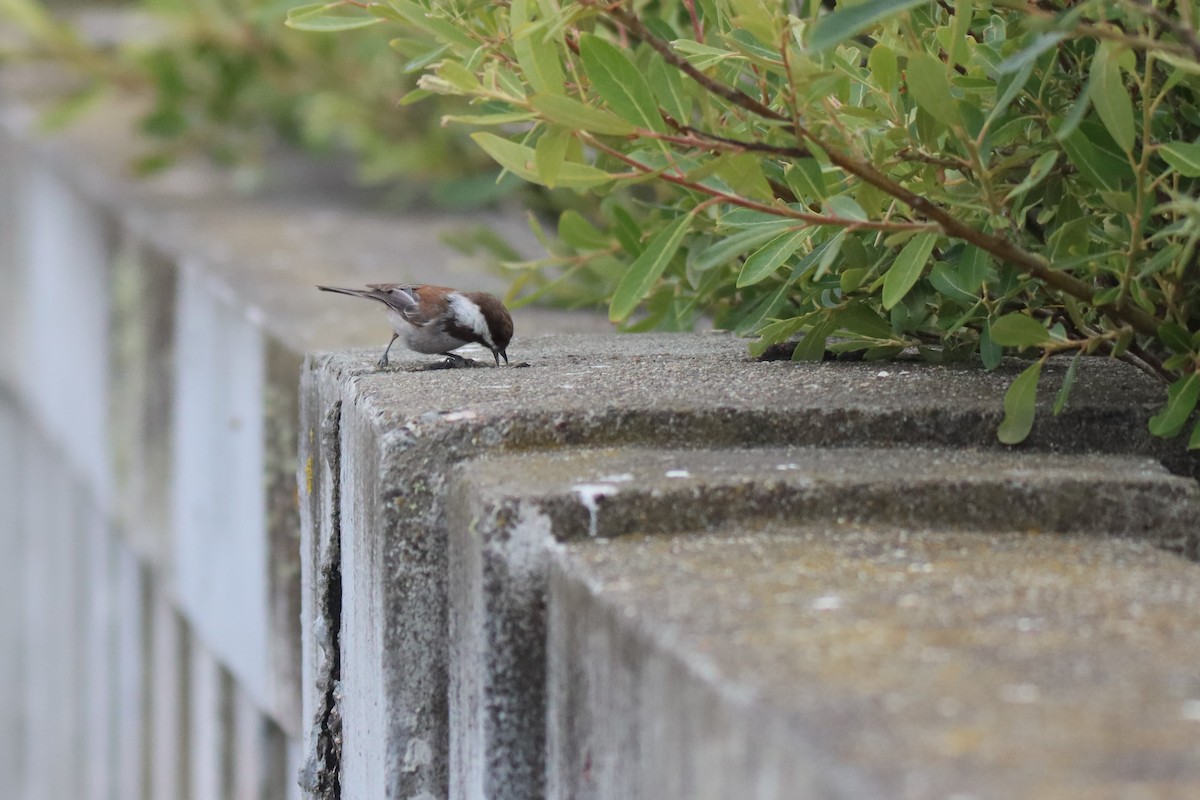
(300, 400, 343, 800)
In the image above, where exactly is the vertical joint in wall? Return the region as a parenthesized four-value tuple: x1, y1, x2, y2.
(300, 400, 343, 800)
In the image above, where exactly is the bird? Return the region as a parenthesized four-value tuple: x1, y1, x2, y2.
(317, 283, 513, 368)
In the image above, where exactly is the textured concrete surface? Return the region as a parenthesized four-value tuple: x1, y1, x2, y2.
(305, 336, 1196, 798)
(549, 527, 1200, 799)
(449, 446, 1200, 800)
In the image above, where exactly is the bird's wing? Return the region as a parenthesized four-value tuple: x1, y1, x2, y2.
(365, 284, 431, 323)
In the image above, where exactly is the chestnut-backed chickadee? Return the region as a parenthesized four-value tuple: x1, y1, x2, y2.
(317, 283, 513, 368)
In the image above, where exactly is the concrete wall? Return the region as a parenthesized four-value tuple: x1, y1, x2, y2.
(6, 54, 1200, 800)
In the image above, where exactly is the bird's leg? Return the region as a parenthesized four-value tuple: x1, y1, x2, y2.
(377, 333, 398, 369)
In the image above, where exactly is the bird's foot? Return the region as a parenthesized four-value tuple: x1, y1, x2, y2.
(376, 355, 391, 370)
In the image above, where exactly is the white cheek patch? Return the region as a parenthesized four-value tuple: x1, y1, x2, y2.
(448, 293, 494, 347)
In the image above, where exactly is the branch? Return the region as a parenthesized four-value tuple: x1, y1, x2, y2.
(603, 2, 1163, 339)
(585, 135, 939, 234)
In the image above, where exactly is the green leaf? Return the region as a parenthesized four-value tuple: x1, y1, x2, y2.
(691, 222, 796, 271)
(511, 0, 565, 95)
(869, 44, 899, 92)
(529, 95, 636, 136)
(386, 1, 477, 50)
(1090, 43, 1135, 153)
(1004, 151, 1058, 201)
(470, 133, 614, 188)
(882, 232, 937, 310)
(1160, 141, 1200, 177)
(808, 0, 933, 52)
(1158, 321, 1193, 354)
(784, 159, 828, 201)
(671, 39, 740, 69)
(579, 34, 667, 133)
(906, 52, 961, 129)
(989, 313, 1049, 347)
(835, 303, 894, 340)
(535, 125, 570, 189)
(286, 3, 381, 31)
(1149, 372, 1200, 438)
(1052, 352, 1081, 415)
(646, 55, 691, 125)
(997, 359, 1044, 445)
(558, 211, 610, 250)
(792, 318, 837, 361)
(609, 216, 691, 322)
(1189, 419, 1200, 450)
(1058, 121, 1134, 191)
(980, 324, 1003, 370)
(737, 228, 811, 287)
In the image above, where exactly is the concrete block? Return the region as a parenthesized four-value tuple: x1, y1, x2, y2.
(109, 236, 177, 565)
(19, 163, 114, 505)
(148, 593, 189, 800)
(172, 259, 271, 711)
(297, 355, 346, 800)
(306, 336, 1197, 798)
(81, 507, 114, 800)
(0, 392, 26, 792)
(448, 446, 1200, 800)
(111, 543, 147, 800)
(21, 433, 83, 800)
(190, 637, 233, 800)
(548, 528, 1200, 798)
(227, 689, 298, 800)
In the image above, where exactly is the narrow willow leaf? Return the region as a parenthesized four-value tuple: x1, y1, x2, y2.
(646, 55, 691, 125)
(882, 232, 937, 310)
(609, 216, 691, 322)
(792, 318, 837, 361)
(511, 0, 565, 95)
(558, 210, 609, 250)
(997, 359, 1044, 445)
(535, 125, 570, 189)
(579, 34, 667, 133)
(1158, 321, 1193, 353)
(737, 228, 811, 287)
(906, 52, 961, 129)
(868, 44, 899, 92)
(387, 1, 477, 50)
(1189, 419, 1200, 450)
(1058, 123, 1134, 191)
(1004, 151, 1058, 200)
(1160, 141, 1200, 177)
(671, 39, 739, 69)
(691, 222, 796, 272)
(1052, 352, 1081, 415)
(471, 133, 613, 188)
(784, 159, 828, 201)
(1091, 43, 1136, 153)
(286, 3, 381, 31)
(530, 95, 635, 135)
(989, 313, 1049, 347)
(996, 32, 1065, 74)
(980, 324, 1003, 370)
(1149, 372, 1200, 438)
(808, 0, 932, 52)
(835, 303, 894, 340)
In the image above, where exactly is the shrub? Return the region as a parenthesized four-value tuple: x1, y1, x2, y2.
(290, 0, 1200, 444)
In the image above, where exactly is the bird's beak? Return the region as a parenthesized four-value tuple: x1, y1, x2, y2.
(495, 349, 508, 366)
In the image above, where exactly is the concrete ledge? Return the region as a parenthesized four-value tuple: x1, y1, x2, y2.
(549, 528, 1200, 798)
(303, 337, 1196, 797)
(447, 446, 1199, 800)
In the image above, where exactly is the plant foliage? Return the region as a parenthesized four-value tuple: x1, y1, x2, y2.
(287, 0, 1200, 444)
